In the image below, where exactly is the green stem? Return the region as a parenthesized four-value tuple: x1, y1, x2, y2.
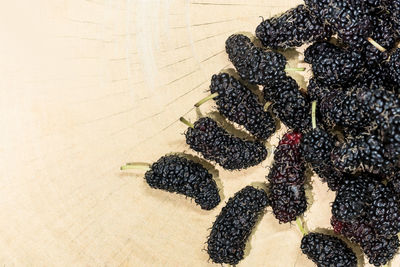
(311, 101, 317, 129)
(179, 117, 194, 128)
(367, 37, 386, 52)
(264, 101, 272, 111)
(194, 92, 219, 107)
(296, 217, 307, 236)
(285, 67, 305, 72)
(120, 162, 151, 171)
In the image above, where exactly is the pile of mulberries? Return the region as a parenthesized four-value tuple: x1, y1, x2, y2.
(207, 186, 269, 265)
(122, 1, 400, 266)
(301, 232, 357, 267)
(142, 155, 221, 210)
(255, 4, 332, 49)
(185, 117, 267, 170)
(267, 131, 307, 223)
(225, 34, 287, 85)
(209, 73, 276, 140)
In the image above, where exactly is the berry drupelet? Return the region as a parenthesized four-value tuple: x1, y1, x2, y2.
(207, 186, 269, 265)
(301, 232, 357, 267)
(332, 216, 400, 266)
(184, 117, 267, 170)
(121, 155, 220, 210)
(263, 75, 311, 132)
(255, 5, 332, 49)
(304, 42, 363, 87)
(225, 34, 287, 85)
(207, 73, 276, 140)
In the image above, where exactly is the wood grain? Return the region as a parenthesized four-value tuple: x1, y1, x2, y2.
(0, 0, 397, 266)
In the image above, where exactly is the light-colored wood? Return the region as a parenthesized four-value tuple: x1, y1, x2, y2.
(0, 1, 396, 266)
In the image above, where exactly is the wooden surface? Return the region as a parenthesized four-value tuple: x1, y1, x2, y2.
(0, 0, 398, 266)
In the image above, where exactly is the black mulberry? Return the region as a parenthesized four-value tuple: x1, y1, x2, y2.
(225, 34, 287, 85)
(255, 5, 332, 49)
(184, 117, 267, 170)
(268, 131, 305, 185)
(332, 216, 400, 266)
(304, 42, 363, 87)
(207, 73, 276, 140)
(300, 232, 357, 267)
(368, 182, 400, 237)
(122, 155, 220, 210)
(263, 75, 311, 131)
(207, 186, 269, 265)
(269, 183, 307, 224)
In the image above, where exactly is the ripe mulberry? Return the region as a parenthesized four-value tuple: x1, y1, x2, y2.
(255, 5, 332, 49)
(263, 75, 311, 131)
(209, 73, 276, 140)
(331, 176, 373, 222)
(207, 186, 269, 265)
(304, 42, 363, 87)
(388, 48, 400, 88)
(368, 183, 400, 237)
(304, 0, 373, 50)
(185, 117, 267, 170)
(123, 155, 221, 210)
(225, 34, 287, 85)
(300, 232, 357, 267)
(269, 183, 307, 223)
(267, 131, 305, 185)
(332, 216, 400, 266)
(331, 132, 390, 175)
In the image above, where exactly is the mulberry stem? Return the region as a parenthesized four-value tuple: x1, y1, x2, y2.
(180, 117, 194, 128)
(264, 101, 272, 111)
(285, 67, 305, 72)
(121, 162, 151, 171)
(367, 37, 386, 53)
(194, 92, 219, 107)
(296, 217, 308, 235)
(311, 101, 317, 129)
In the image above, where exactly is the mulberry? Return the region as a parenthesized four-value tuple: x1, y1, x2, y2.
(331, 133, 390, 175)
(225, 34, 287, 85)
(300, 232, 357, 267)
(304, 0, 373, 50)
(200, 73, 276, 140)
(263, 75, 311, 131)
(331, 176, 373, 222)
(301, 120, 346, 190)
(388, 48, 400, 88)
(332, 217, 400, 266)
(207, 186, 269, 265)
(304, 42, 363, 87)
(184, 117, 267, 170)
(255, 5, 332, 49)
(368, 183, 400, 237)
(267, 131, 305, 185)
(363, 10, 397, 65)
(121, 155, 220, 210)
(269, 183, 307, 223)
